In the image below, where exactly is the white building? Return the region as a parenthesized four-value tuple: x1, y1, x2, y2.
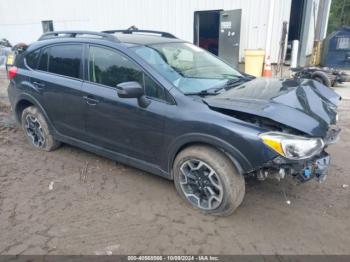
(0, 0, 331, 66)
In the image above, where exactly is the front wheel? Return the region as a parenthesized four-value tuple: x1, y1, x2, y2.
(173, 145, 245, 216)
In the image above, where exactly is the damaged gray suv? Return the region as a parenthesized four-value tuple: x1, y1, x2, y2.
(7, 30, 341, 215)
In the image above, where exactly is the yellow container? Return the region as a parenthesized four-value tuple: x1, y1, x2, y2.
(244, 49, 265, 77)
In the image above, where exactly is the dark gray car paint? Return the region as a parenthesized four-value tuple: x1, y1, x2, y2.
(205, 78, 341, 137)
(7, 37, 340, 180)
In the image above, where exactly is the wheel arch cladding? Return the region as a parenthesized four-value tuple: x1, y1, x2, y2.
(167, 133, 253, 178)
(15, 99, 34, 123)
(15, 94, 51, 127)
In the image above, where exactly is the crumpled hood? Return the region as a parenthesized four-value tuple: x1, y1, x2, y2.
(204, 78, 341, 137)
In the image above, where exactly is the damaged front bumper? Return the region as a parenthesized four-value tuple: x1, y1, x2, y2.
(254, 127, 340, 183)
(271, 152, 330, 183)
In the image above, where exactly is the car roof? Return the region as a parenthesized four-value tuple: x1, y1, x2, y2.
(25, 32, 185, 53)
(113, 33, 184, 45)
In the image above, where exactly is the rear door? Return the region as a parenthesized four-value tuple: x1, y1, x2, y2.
(30, 43, 86, 139)
(218, 9, 241, 68)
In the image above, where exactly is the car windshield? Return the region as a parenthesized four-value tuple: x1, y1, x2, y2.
(132, 42, 244, 94)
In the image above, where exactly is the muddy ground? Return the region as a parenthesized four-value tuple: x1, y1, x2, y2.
(0, 69, 349, 255)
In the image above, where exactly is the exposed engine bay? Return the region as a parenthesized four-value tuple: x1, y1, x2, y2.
(204, 77, 342, 184)
(215, 108, 340, 183)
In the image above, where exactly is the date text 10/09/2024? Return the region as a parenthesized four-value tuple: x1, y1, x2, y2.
(127, 255, 220, 261)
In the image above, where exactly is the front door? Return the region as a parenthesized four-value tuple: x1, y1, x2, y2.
(82, 45, 168, 164)
(218, 9, 242, 68)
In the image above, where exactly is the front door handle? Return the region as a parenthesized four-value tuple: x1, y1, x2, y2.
(83, 95, 99, 106)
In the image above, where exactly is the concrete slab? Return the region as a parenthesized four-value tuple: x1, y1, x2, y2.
(333, 82, 350, 100)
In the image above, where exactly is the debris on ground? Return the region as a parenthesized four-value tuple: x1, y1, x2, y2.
(80, 161, 89, 183)
(48, 181, 54, 190)
(95, 244, 120, 255)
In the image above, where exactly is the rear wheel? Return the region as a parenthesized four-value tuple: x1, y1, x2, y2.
(21, 106, 61, 151)
(173, 145, 245, 216)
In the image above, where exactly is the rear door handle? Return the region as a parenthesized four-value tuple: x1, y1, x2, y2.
(32, 81, 45, 88)
(83, 95, 99, 106)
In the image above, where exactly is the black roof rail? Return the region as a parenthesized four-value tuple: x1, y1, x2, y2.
(38, 30, 119, 42)
(102, 29, 177, 39)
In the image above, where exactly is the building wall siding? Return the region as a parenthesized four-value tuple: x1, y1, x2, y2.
(0, 0, 292, 63)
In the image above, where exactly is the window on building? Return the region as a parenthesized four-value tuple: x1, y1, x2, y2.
(42, 20, 54, 33)
(336, 37, 350, 50)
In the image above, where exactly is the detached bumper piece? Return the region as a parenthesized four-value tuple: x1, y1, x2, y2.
(299, 154, 330, 182)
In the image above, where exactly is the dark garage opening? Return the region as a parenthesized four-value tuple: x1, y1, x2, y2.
(194, 10, 221, 56)
(285, 0, 305, 62)
(288, 0, 305, 42)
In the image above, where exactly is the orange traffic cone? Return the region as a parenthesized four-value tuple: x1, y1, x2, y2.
(263, 56, 272, 77)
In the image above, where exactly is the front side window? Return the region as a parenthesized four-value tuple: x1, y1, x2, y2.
(144, 74, 165, 100)
(48, 45, 82, 78)
(89, 46, 167, 101)
(133, 42, 243, 94)
(89, 46, 143, 87)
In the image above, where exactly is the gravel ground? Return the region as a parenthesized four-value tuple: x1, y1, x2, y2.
(0, 69, 349, 255)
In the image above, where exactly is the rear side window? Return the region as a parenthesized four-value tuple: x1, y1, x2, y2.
(48, 45, 82, 78)
(37, 44, 82, 79)
(26, 49, 41, 69)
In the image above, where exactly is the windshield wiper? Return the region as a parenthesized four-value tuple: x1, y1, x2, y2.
(224, 75, 252, 90)
(184, 75, 254, 96)
(184, 86, 223, 96)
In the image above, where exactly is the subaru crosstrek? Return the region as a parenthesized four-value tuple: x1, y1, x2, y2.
(7, 30, 341, 216)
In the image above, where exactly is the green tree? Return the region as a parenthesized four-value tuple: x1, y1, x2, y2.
(327, 0, 350, 35)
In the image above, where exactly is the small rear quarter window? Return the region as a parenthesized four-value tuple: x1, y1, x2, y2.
(38, 48, 49, 71)
(25, 49, 41, 69)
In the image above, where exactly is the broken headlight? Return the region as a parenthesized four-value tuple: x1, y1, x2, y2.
(259, 132, 324, 160)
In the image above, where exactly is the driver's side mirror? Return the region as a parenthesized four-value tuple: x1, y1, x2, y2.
(116, 81, 144, 98)
(116, 81, 151, 108)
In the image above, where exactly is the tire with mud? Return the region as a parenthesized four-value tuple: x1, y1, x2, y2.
(173, 145, 245, 216)
(21, 106, 61, 151)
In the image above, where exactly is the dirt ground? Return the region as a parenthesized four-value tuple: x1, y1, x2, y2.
(0, 69, 349, 255)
